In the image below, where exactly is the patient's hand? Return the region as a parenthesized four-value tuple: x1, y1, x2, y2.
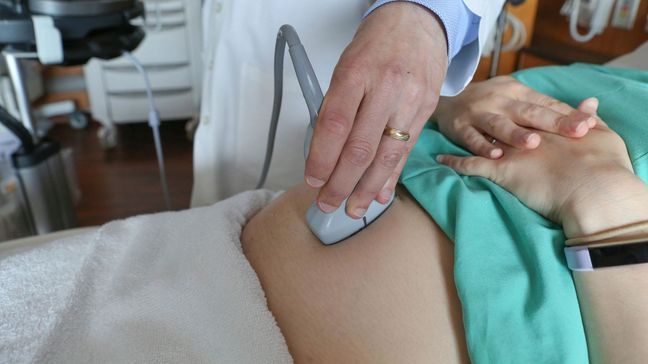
(437, 99, 648, 238)
(434, 76, 596, 159)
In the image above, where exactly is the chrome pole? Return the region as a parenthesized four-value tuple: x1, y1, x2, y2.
(3, 50, 40, 142)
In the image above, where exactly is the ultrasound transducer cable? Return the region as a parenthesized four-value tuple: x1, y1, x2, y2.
(256, 24, 323, 189)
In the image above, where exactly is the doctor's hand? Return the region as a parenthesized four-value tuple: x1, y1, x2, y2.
(434, 76, 597, 159)
(305, 2, 448, 219)
(438, 98, 648, 239)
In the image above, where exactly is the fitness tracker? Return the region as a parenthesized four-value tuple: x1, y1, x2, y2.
(565, 240, 648, 271)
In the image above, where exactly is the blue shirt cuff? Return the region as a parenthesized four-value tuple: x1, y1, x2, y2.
(364, 0, 480, 61)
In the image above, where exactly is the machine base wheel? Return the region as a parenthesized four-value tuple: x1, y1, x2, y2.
(97, 125, 118, 149)
(69, 111, 89, 130)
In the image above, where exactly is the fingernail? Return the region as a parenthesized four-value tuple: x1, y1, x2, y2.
(572, 121, 587, 134)
(379, 187, 393, 202)
(524, 133, 540, 147)
(436, 155, 445, 163)
(489, 148, 503, 159)
(587, 97, 599, 111)
(306, 176, 325, 188)
(352, 207, 367, 218)
(318, 201, 337, 213)
(587, 116, 596, 128)
(579, 98, 599, 116)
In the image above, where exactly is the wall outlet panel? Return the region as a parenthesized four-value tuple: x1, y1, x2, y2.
(611, 0, 641, 29)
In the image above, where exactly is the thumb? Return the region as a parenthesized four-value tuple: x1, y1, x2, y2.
(578, 97, 599, 116)
(436, 154, 496, 180)
(578, 97, 609, 128)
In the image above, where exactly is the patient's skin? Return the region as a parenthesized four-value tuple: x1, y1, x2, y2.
(242, 184, 469, 363)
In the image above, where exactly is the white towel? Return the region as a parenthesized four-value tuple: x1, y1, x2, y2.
(0, 190, 292, 364)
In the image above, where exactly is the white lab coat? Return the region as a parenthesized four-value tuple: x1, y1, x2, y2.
(443, 0, 505, 95)
(192, 0, 505, 206)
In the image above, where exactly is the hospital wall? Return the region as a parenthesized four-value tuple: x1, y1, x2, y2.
(473, 0, 540, 80)
(474, 0, 648, 80)
(531, 0, 648, 63)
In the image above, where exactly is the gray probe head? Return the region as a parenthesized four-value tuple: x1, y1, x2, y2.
(306, 195, 395, 245)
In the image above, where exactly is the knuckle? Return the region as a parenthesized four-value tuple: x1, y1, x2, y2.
(446, 158, 459, 169)
(467, 137, 482, 149)
(457, 158, 472, 171)
(384, 62, 405, 76)
(486, 117, 499, 133)
(483, 114, 505, 133)
(406, 83, 424, 100)
(507, 81, 528, 93)
(481, 88, 502, 100)
(539, 96, 563, 109)
(378, 149, 403, 169)
(552, 117, 563, 132)
(305, 157, 333, 178)
(465, 103, 481, 115)
(489, 94, 510, 105)
(335, 62, 366, 87)
(520, 103, 540, 121)
(343, 137, 375, 166)
(464, 130, 483, 147)
(355, 186, 381, 201)
(512, 127, 530, 143)
(321, 187, 347, 204)
(320, 110, 351, 137)
(443, 118, 463, 133)
(381, 62, 406, 85)
(472, 141, 490, 155)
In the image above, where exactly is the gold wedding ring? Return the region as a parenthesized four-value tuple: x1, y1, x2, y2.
(383, 126, 411, 142)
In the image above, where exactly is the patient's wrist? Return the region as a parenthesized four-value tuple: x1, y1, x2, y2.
(561, 168, 648, 240)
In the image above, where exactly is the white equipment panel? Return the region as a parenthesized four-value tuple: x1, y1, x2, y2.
(84, 0, 201, 124)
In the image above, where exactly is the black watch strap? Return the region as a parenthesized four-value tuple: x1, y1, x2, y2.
(565, 240, 648, 271)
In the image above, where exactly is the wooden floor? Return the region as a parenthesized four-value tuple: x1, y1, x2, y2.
(49, 120, 194, 227)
